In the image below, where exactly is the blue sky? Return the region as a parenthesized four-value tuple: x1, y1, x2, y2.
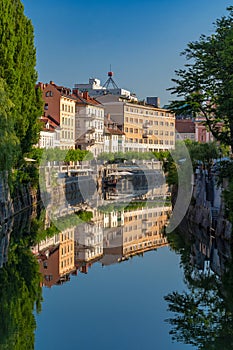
(22, 0, 231, 106)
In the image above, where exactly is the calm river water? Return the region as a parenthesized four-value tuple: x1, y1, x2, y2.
(0, 169, 232, 350)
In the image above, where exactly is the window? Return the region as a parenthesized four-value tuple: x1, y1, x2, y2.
(46, 91, 53, 97)
(44, 103, 48, 110)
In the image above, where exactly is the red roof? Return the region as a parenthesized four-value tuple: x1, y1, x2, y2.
(106, 127, 125, 135)
(39, 116, 60, 132)
(175, 119, 195, 133)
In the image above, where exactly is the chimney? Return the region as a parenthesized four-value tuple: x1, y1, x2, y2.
(146, 97, 160, 108)
(83, 91, 89, 100)
(50, 81, 55, 85)
(107, 113, 111, 121)
(72, 88, 79, 96)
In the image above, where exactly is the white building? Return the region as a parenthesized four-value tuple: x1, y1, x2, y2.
(104, 115, 125, 153)
(74, 72, 137, 102)
(38, 117, 60, 148)
(73, 90, 105, 157)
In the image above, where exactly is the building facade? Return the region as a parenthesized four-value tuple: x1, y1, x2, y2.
(97, 95, 175, 152)
(73, 90, 104, 157)
(38, 116, 60, 148)
(37, 81, 76, 149)
(175, 119, 195, 141)
(104, 115, 125, 153)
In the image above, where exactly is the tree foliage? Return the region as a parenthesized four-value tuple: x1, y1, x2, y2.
(0, 78, 19, 171)
(169, 6, 233, 150)
(0, 0, 42, 163)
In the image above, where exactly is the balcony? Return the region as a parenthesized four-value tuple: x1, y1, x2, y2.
(86, 127, 95, 133)
(143, 122, 150, 129)
(88, 139, 95, 146)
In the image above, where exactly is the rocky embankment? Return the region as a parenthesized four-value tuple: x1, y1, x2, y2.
(176, 169, 232, 275)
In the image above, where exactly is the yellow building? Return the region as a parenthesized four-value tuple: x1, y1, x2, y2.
(59, 228, 75, 275)
(122, 206, 171, 257)
(97, 95, 175, 152)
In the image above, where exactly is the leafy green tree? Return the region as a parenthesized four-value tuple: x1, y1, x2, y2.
(169, 6, 233, 150)
(0, 78, 19, 171)
(184, 140, 220, 169)
(0, 0, 42, 161)
(165, 228, 233, 349)
(0, 210, 43, 350)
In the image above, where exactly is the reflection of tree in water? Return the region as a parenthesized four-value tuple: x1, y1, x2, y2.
(165, 230, 233, 349)
(0, 209, 42, 350)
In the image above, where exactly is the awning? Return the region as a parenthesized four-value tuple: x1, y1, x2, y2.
(108, 171, 133, 176)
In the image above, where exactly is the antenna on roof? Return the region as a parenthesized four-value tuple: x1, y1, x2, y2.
(103, 65, 119, 89)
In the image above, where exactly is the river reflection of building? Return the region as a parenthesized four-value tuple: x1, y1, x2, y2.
(101, 205, 171, 265)
(32, 227, 76, 287)
(32, 202, 172, 286)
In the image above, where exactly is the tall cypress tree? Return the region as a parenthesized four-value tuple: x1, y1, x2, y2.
(0, 0, 42, 162)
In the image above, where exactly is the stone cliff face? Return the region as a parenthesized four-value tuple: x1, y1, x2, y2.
(174, 170, 232, 276)
(0, 173, 39, 226)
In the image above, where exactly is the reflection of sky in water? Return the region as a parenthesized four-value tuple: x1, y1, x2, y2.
(35, 247, 193, 350)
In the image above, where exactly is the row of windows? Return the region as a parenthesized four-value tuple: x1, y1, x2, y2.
(124, 127, 174, 136)
(124, 212, 165, 221)
(125, 117, 174, 126)
(61, 244, 73, 255)
(124, 221, 164, 232)
(76, 120, 104, 130)
(123, 238, 167, 252)
(61, 257, 73, 268)
(125, 138, 174, 145)
(125, 107, 171, 117)
(86, 108, 104, 118)
(61, 131, 74, 140)
(86, 234, 102, 246)
(40, 136, 54, 147)
(61, 117, 74, 127)
(86, 246, 103, 257)
(124, 233, 163, 242)
(61, 231, 73, 241)
(46, 91, 53, 97)
(62, 104, 74, 113)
